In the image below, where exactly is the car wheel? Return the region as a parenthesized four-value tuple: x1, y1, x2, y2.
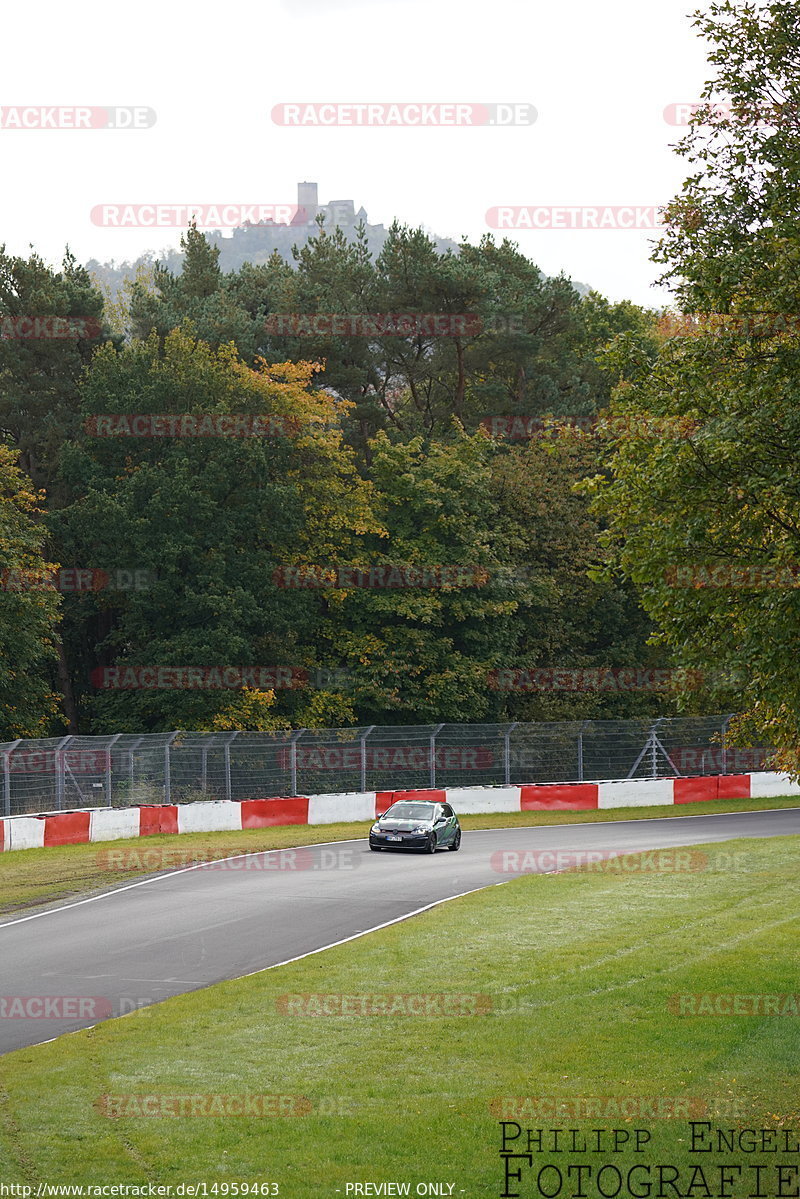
(426, 832, 437, 854)
(448, 828, 461, 851)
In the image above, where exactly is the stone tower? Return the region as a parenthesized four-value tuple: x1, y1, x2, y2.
(297, 181, 319, 223)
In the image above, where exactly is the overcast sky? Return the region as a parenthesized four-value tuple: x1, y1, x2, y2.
(2, 0, 713, 308)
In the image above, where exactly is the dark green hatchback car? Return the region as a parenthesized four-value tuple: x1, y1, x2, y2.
(369, 800, 462, 854)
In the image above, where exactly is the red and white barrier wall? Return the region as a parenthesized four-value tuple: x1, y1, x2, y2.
(0, 772, 797, 853)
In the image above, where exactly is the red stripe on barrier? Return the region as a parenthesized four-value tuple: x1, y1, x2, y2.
(717, 774, 751, 799)
(139, 807, 160, 836)
(138, 805, 179, 835)
(520, 784, 599, 810)
(375, 791, 393, 816)
(673, 777, 717, 804)
(674, 775, 751, 803)
(0, 819, 4, 852)
(159, 805, 179, 834)
(43, 810, 91, 847)
(241, 797, 310, 828)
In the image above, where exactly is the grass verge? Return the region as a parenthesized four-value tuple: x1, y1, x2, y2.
(0, 835, 798, 1194)
(1, 795, 798, 917)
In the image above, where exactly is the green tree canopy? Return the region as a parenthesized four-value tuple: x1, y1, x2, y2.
(0, 248, 111, 501)
(587, 0, 800, 758)
(0, 448, 62, 736)
(50, 330, 378, 732)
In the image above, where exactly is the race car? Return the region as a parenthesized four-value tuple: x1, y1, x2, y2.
(369, 800, 461, 853)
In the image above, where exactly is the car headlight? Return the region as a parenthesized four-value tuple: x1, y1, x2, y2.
(371, 823, 380, 833)
(413, 825, 431, 833)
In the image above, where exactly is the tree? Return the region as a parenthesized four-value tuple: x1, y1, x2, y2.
(587, 0, 800, 758)
(0, 448, 62, 736)
(306, 429, 518, 723)
(301, 427, 661, 725)
(74, 223, 665, 731)
(128, 223, 283, 363)
(488, 432, 664, 721)
(50, 329, 378, 732)
(0, 248, 111, 501)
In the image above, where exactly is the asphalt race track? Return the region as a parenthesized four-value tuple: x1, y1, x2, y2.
(1, 807, 798, 1054)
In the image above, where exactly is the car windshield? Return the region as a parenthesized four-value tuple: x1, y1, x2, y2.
(383, 803, 435, 820)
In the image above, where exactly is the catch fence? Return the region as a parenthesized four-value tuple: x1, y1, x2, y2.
(0, 714, 764, 818)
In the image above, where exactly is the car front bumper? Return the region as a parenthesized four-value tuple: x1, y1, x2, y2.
(369, 832, 432, 849)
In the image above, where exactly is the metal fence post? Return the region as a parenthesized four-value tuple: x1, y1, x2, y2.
(105, 733, 122, 807)
(503, 723, 518, 786)
(164, 731, 179, 804)
(127, 735, 144, 800)
(650, 718, 664, 778)
(3, 741, 20, 818)
(55, 735, 72, 810)
(223, 731, 239, 802)
(721, 714, 733, 775)
(360, 726, 376, 793)
(430, 724, 444, 789)
(577, 720, 589, 783)
(289, 728, 306, 796)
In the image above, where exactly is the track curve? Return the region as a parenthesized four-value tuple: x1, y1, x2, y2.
(1, 807, 798, 1054)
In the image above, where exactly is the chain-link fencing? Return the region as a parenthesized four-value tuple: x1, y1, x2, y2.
(0, 714, 765, 817)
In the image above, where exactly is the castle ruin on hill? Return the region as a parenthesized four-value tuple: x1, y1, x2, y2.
(205, 181, 459, 271)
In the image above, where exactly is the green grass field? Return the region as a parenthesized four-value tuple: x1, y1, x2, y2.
(0, 833, 798, 1196)
(2, 794, 799, 916)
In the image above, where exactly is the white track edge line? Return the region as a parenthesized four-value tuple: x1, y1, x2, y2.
(239, 880, 508, 974)
(15, 883, 511, 1054)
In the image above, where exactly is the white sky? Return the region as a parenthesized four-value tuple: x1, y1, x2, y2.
(1, 0, 713, 309)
